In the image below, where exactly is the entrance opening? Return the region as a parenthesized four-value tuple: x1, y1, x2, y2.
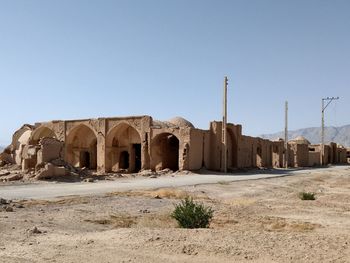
(151, 133, 179, 171)
(80, 151, 91, 168)
(66, 124, 98, 170)
(119, 151, 130, 169)
(106, 123, 142, 173)
(133, 144, 141, 172)
(227, 129, 238, 169)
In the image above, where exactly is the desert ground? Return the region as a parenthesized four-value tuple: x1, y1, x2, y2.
(0, 166, 349, 263)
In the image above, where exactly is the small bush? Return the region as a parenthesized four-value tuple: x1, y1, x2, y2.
(299, 192, 316, 200)
(171, 197, 213, 228)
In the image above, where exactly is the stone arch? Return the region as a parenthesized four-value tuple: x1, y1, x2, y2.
(105, 123, 142, 172)
(227, 129, 238, 169)
(151, 133, 180, 171)
(30, 126, 56, 144)
(65, 124, 97, 169)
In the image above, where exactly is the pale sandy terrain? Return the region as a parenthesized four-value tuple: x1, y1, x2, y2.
(0, 166, 349, 263)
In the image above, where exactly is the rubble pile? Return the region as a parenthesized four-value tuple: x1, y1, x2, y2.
(0, 197, 24, 212)
(1, 136, 181, 183)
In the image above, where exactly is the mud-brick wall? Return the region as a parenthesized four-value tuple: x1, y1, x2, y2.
(308, 152, 320, 166)
(295, 144, 309, 167)
(337, 148, 347, 163)
(237, 135, 255, 168)
(188, 129, 206, 170)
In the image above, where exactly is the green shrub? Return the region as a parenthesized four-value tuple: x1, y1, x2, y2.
(299, 192, 316, 200)
(171, 197, 213, 229)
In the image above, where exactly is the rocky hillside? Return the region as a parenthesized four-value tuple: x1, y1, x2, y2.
(261, 124, 350, 147)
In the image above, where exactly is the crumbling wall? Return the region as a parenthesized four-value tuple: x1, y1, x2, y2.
(272, 141, 284, 168)
(0, 147, 14, 166)
(10, 125, 34, 166)
(21, 145, 39, 172)
(188, 129, 205, 171)
(37, 137, 64, 164)
(288, 143, 309, 167)
(237, 135, 255, 168)
(5, 115, 349, 176)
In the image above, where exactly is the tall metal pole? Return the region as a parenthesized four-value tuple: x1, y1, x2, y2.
(321, 96, 339, 165)
(222, 76, 228, 173)
(321, 99, 325, 166)
(284, 101, 288, 168)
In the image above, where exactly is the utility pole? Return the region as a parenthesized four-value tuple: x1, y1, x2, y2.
(284, 101, 288, 168)
(222, 76, 228, 173)
(321, 96, 339, 165)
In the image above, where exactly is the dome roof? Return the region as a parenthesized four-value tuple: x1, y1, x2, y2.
(290, 136, 310, 145)
(167, 117, 195, 128)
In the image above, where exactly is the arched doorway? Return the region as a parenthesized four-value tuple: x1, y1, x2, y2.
(30, 126, 56, 144)
(106, 123, 142, 173)
(66, 124, 97, 169)
(151, 133, 179, 171)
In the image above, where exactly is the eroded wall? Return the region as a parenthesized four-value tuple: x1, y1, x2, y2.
(6, 116, 349, 174)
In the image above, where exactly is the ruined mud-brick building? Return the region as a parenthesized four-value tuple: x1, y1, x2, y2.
(2, 115, 349, 174)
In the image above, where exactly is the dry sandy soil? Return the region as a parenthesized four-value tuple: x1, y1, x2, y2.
(0, 167, 349, 263)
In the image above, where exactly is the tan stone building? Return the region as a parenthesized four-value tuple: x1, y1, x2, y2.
(3, 115, 348, 174)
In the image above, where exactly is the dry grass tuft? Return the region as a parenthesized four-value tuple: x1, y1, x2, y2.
(149, 188, 190, 199)
(261, 216, 320, 232)
(217, 180, 230, 185)
(84, 214, 137, 228)
(84, 212, 176, 229)
(136, 213, 177, 228)
(19, 196, 90, 207)
(223, 198, 256, 206)
(289, 222, 319, 231)
(107, 188, 192, 200)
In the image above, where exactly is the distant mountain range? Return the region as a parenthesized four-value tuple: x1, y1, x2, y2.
(0, 146, 4, 152)
(261, 124, 350, 147)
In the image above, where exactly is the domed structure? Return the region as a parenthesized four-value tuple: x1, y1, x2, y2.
(167, 117, 195, 128)
(290, 136, 310, 145)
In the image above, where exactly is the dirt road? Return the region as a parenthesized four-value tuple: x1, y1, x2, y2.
(0, 166, 349, 262)
(0, 166, 345, 200)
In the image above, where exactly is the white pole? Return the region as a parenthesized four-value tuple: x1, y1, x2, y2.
(284, 101, 288, 168)
(222, 76, 228, 173)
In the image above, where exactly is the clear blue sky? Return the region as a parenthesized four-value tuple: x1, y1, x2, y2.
(1, 0, 349, 145)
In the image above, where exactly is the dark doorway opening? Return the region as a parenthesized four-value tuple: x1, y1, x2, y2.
(167, 135, 179, 171)
(133, 144, 141, 172)
(120, 151, 129, 169)
(80, 151, 90, 168)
